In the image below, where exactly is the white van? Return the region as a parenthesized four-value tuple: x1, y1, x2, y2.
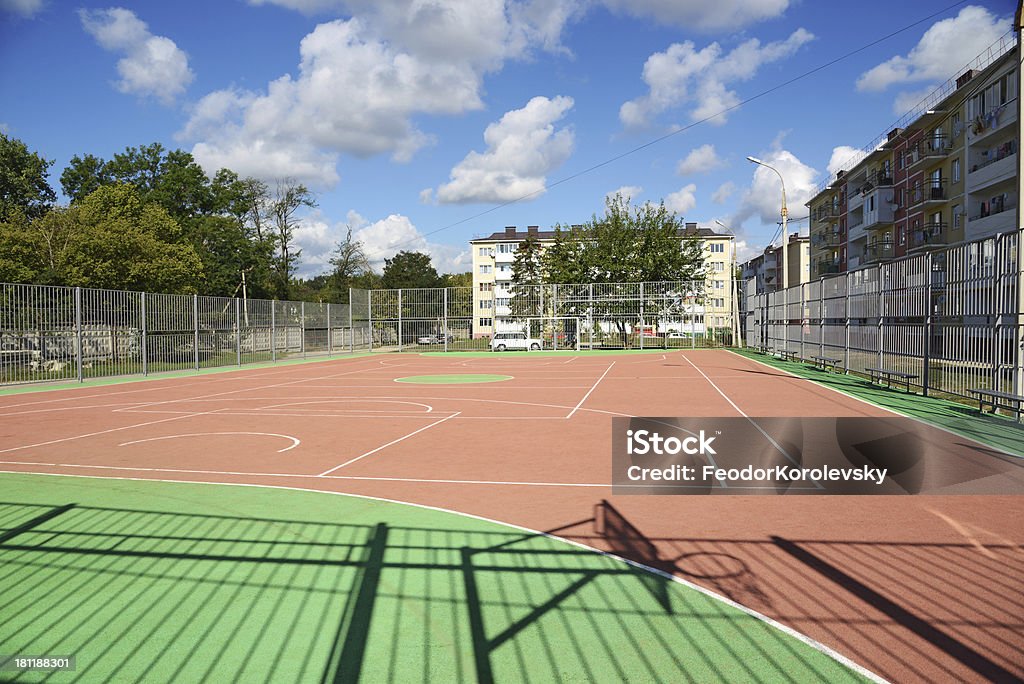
(490, 332, 542, 351)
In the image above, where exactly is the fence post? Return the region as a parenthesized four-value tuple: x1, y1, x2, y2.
(844, 273, 851, 373)
(819, 278, 825, 359)
(271, 303, 277, 362)
(877, 267, 884, 371)
(923, 252, 933, 396)
(348, 288, 354, 354)
(75, 287, 83, 383)
(141, 292, 147, 377)
(799, 284, 805, 361)
(368, 291, 374, 352)
(236, 299, 241, 366)
(639, 282, 644, 351)
(327, 302, 332, 357)
(301, 301, 306, 359)
(443, 288, 449, 353)
(193, 294, 200, 372)
(398, 289, 403, 352)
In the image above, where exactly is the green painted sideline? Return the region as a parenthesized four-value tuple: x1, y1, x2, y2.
(395, 374, 513, 384)
(0, 473, 870, 684)
(731, 348, 1024, 458)
(420, 347, 722, 358)
(0, 353, 374, 397)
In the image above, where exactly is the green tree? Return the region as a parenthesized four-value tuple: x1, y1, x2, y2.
(0, 133, 56, 221)
(443, 271, 472, 288)
(269, 179, 316, 298)
(60, 154, 110, 204)
(510, 234, 544, 318)
(380, 251, 443, 289)
(328, 227, 370, 301)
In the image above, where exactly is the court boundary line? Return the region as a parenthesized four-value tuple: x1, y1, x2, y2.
(117, 432, 301, 453)
(0, 470, 888, 684)
(567, 362, 615, 419)
(726, 350, 1024, 460)
(317, 412, 463, 476)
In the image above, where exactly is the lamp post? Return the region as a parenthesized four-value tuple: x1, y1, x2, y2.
(747, 156, 789, 290)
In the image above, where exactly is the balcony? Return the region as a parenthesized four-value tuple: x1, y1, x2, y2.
(909, 221, 947, 250)
(815, 259, 841, 276)
(811, 230, 842, 248)
(863, 240, 895, 263)
(909, 180, 948, 208)
(967, 141, 1016, 193)
(813, 204, 841, 223)
(867, 170, 894, 188)
(968, 201, 1017, 239)
(907, 135, 951, 171)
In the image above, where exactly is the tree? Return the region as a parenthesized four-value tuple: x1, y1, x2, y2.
(60, 154, 110, 204)
(443, 272, 472, 288)
(380, 251, 443, 289)
(328, 227, 370, 301)
(0, 133, 56, 221)
(510, 233, 544, 318)
(269, 179, 316, 298)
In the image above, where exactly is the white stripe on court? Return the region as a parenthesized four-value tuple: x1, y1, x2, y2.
(567, 362, 615, 418)
(317, 411, 462, 476)
(118, 431, 301, 453)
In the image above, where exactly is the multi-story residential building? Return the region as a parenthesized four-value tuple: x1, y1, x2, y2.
(740, 235, 811, 294)
(469, 223, 735, 338)
(807, 37, 1018, 276)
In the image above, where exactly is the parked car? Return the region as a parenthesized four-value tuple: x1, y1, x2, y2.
(490, 332, 542, 351)
(417, 334, 454, 345)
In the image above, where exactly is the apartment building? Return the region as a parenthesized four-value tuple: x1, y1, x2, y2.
(469, 224, 736, 338)
(807, 39, 1018, 277)
(740, 235, 811, 294)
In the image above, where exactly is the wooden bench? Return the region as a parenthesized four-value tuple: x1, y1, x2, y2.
(968, 388, 1024, 422)
(866, 367, 919, 393)
(776, 350, 799, 362)
(810, 355, 842, 373)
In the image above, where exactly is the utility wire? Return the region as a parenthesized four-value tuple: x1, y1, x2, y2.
(360, 0, 970, 259)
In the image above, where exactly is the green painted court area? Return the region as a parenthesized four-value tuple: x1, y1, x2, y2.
(0, 474, 867, 683)
(394, 374, 513, 384)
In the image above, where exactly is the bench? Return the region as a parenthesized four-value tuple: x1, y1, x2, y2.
(810, 355, 842, 373)
(866, 367, 919, 393)
(775, 350, 799, 362)
(968, 388, 1024, 422)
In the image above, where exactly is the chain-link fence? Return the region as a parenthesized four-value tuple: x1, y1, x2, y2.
(745, 229, 1024, 399)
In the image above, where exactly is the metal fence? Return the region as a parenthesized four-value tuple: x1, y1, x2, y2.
(745, 229, 1024, 399)
(0, 277, 739, 384)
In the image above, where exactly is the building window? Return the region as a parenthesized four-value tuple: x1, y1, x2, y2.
(713, 280, 725, 289)
(478, 247, 491, 257)
(711, 262, 725, 272)
(497, 243, 517, 254)
(479, 282, 493, 292)
(479, 317, 492, 327)
(479, 300, 492, 310)
(709, 243, 724, 253)
(496, 298, 510, 306)
(952, 204, 962, 228)
(899, 227, 905, 245)
(952, 157, 961, 183)
(479, 265, 492, 274)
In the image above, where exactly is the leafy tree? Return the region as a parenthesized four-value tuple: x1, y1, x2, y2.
(0, 133, 56, 221)
(60, 154, 110, 204)
(328, 227, 370, 301)
(510, 233, 544, 318)
(443, 271, 472, 288)
(380, 251, 443, 289)
(269, 178, 316, 298)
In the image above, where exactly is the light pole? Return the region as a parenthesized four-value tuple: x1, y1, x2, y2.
(714, 220, 743, 348)
(747, 156, 789, 290)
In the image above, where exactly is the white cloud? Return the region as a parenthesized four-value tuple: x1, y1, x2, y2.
(600, 0, 789, 31)
(0, 0, 42, 17)
(826, 145, 861, 177)
(435, 95, 574, 204)
(606, 185, 643, 202)
(676, 144, 723, 176)
(891, 87, 940, 117)
(711, 181, 735, 204)
(620, 28, 813, 129)
(856, 6, 1010, 92)
(664, 183, 697, 215)
(79, 8, 193, 105)
(182, 4, 580, 187)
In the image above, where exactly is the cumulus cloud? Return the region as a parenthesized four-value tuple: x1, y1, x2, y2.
(826, 145, 861, 177)
(182, 4, 580, 187)
(600, 0, 789, 32)
(711, 181, 735, 204)
(606, 185, 643, 203)
(620, 28, 813, 129)
(0, 0, 42, 16)
(664, 183, 697, 215)
(856, 6, 1010, 111)
(434, 95, 574, 204)
(348, 210, 471, 273)
(676, 144, 723, 176)
(79, 8, 193, 105)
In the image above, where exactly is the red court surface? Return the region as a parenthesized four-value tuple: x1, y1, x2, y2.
(1, 350, 1022, 683)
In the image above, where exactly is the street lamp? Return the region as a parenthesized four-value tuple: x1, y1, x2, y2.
(746, 156, 789, 289)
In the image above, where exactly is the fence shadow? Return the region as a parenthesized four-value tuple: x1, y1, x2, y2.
(0, 500, 864, 683)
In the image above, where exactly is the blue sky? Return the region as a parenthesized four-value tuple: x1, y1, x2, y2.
(0, 0, 1016, 276)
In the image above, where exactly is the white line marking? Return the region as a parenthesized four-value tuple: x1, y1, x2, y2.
(317, 411, 462, 476)
(0, 469, 888, 684)
(567, 362, 615, 419)
(257, 399, 434, 413)
(680, 353, 820, 488)
(117, 432, 301, 453)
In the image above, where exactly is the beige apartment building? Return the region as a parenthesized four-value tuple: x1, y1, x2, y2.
(469, 224, 736, 338)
